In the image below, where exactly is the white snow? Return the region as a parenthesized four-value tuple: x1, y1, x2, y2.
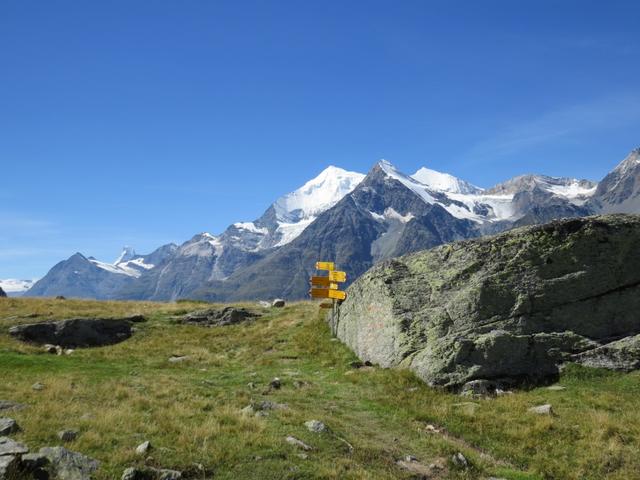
(0, 279, 37, 293)
(273, 166, 365, 222)
(380, 160, 519, 223)
(233, 222, 269, 235)
(273, 218, 316, 247)
(546, 182, 597, 200)
(114, 246, 137, 265)
(412, 167, 483, 194)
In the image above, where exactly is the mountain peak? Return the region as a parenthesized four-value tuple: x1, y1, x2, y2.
(411, 166, 483, 195)
(114, 246, 137, 265)
(272, 165, 365, 222)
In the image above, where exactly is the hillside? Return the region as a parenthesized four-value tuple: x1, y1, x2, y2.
(2, 298, 640, 479)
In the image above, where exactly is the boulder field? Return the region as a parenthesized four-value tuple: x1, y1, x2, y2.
(332, 214, 640, 389)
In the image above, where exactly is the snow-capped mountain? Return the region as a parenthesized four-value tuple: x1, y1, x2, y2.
(0, 279, 37, 296)
(27, 166, 364, 300)
(26, 147, 640, 301)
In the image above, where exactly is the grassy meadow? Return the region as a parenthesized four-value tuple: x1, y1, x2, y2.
(1, 298, 639, 479)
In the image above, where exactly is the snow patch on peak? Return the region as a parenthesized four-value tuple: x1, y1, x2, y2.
(273, 166, 365, 223)
(233, 222, 268, 235)
(412, 167, 483, 195)
(114, 246, 137, 265)
(180, 233, 224, 258)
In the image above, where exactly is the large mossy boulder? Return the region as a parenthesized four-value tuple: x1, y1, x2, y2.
(332, 214, 640, 388)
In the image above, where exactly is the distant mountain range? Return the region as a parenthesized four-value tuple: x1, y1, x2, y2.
(22, 147, 640, 301)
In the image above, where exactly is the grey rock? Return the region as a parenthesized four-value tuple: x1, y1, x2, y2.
(242, 400, 288, 416)
(0, 419, 19, 436)
(122, 467, 182, 480)
(180, 307, 260, 327)
(0, 455, 18, 479)
(44, 344, 60, 354)
(135, 441, 152, 456)
(20, 452, 50, 470)
(58, 429, 79, 442)
(528, 404, 554, 415)
(546, 385, 566, 391)
(304, 420, 327, 433)
(168, 355, 190, 363)
(272, 299, 286, 308)
(0, 287, 6, 298)
(10, 318, 134, 348)
(285, 436, 313, 451)
(573, 334, 640, 371)
(269, 378, 282, 389)
(0, 401, 25, 412)
(32, 382, 45, 391)
(460, 379, 501, 397)
(0, 437, 28, 456)
(333, 215, 640, 388)
(39, 446, 99, 480)
(451, 452, 469, 468)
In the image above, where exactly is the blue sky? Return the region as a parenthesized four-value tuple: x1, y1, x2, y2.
(1, 0, 639, 279)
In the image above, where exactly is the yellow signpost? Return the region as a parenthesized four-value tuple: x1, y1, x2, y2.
(310, 261, 348, 331)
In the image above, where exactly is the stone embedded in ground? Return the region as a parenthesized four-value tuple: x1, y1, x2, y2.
(9, 317, 136, 348)
(39, 446, 99, 480)
(180, 307, 260, 327)
(460, 379, 502, 396)
(168, 355, 190, 363)
(272, 299, 286, 308)
(333, 215, 640, 388)
(0, 437, 29, 456)
(122, 467, 183, 480)
(304, 420, 327, 433)
(0, 401, 25, 412)
(269, 378, 282, 389)
(572, 334, 640, 371)
(58, 430, 78, 442)
(0, 418, 19, 436)
(546, 385, 566, 391)
(451, 452, 469, 468)
(135, 440, 152, 456)
(529, 404, 554, 415)
(32, 383, 45, 391)
(285, 436, 313, 451)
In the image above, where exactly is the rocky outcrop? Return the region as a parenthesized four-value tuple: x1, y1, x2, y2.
(0, 287, 6, 298)
(179, 307, 260, 326)
(333, 215, 640, 388)
(8, 317, 142, 348)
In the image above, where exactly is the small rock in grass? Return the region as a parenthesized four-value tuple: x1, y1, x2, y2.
(269, 378, 282, 389)
(0, 418, 20, 436)
(546, 385, 566, 391)
(296, 453, 309, 460)
(64, 349, 75, 355)
(528, 404, 554, 415)
(135, 441, 152, 456)
(451, 452, 469, 468)
(0, 437, 29, 456)
(39, 447, 99, 480)
(304, 420, 327, 433)
(32, 382, 45, 391)
(0, 401, 26, 412)
(272, 299, 286, 308)
(43, 344, 59, 354)
(404, 455, 418, 462)
(58, 429, 78, 442)
(285, 436, 313, 451)
(168, 355, 190, 363)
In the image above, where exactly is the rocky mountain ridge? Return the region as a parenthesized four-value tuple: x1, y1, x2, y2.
(25, 147, 640, 300)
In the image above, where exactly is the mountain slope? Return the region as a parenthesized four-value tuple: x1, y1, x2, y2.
(591, 148, 640, 213)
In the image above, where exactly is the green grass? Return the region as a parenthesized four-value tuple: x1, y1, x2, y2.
(1, 298, 639, 479)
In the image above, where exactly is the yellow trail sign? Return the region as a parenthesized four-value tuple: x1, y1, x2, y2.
(310, 276, 340, 289)
(316, 261, 335, 271)
(309, 288, 346, 301)
(328, 270, 346, 282)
